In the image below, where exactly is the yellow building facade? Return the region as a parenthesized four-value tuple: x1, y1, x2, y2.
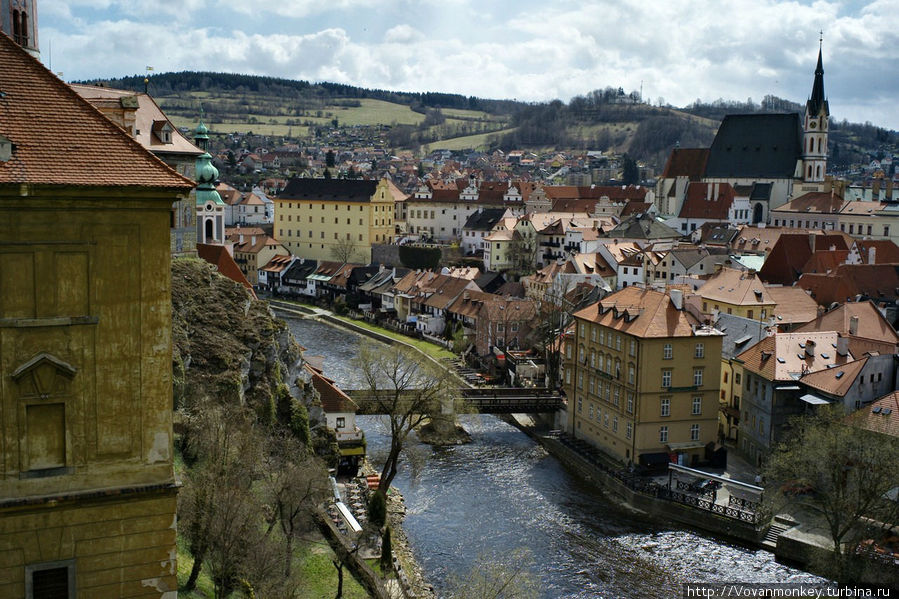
(0, 34, 191, 598)
(697, 267, 775, 322)
(563, 288, 723, 466)
(275, 178, 394, 263)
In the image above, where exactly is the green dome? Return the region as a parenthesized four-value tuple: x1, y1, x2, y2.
(195, 121, 209, 138)
(195, 152, 218, 185)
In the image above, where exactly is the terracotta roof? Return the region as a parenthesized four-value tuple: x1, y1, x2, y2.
(619, 201, 653, 217)
(0, 34, 194, 190)
(801, 250, 849, 275)
(660, 148, 709, 179)
(423, 275, 477, 310)
(305, 364, 357, 413)
(800, 356, 867, 397)
(573, 287, 704, 338)
(731, 226, 841, 254)
(447, 289, 495, 319)
(678, 182, 735, 220)
(771, 191, 845, 214)
(797, 264, 899, 306)
(737, 331, 852, 381)
(768, 286, 819, 326)
(260, 254, 293, 273)
(544, 185, 649, 201)
(479, 296, 536, 324)
(196, 243, 255, 296)
(794, 300, 899, 347)
(70, 83, 203, 157)
(850, 240, 899, 264)
(840, 200, 885, 215)
(758, 234, 849, 286)
(698, 268, 774, 306)
(850, 391, 899, 438)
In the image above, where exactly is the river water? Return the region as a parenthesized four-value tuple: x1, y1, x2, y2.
(284, 314, 823, 598)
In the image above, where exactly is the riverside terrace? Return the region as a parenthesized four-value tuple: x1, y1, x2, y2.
(344, 387, 564, 414)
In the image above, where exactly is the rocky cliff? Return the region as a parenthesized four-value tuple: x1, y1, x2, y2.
(171, 259, 332, 451)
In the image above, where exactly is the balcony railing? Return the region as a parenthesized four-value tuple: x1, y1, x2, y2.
(336, 428, 364, 442)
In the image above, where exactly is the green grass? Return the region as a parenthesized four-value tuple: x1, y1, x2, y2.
(294, 541, 370, 599)
(422, 127, 516, 152)
(328, 314, 456, 360)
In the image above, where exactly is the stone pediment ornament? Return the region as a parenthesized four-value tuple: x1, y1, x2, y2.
(11, 353, 77, 398)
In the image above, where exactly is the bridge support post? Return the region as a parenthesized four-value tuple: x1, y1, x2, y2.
(427, 397, 457, 437)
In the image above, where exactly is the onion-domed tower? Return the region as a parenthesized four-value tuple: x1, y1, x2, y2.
(195, 148, 226, 244)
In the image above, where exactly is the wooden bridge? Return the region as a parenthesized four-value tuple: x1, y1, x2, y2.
(344, 387, 564, 415)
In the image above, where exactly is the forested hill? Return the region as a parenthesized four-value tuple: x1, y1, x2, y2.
(84, 71, 896, 166)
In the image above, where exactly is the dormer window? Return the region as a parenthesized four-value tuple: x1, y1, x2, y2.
(152, 120, 173, 144)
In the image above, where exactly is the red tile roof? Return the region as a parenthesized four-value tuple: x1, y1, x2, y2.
(797, 264, 899, 306)
(661, 148, 709, 179)
(759, 234, 849, 286)
(574, 287, 703, 338)
(772, 191, 845, 214)
(678, 182, 735, 220)
(305, 365, 357, 413)
(0, 34, 193, 190)
(850, 391, 899, 438)
(196, 243, 256, 297)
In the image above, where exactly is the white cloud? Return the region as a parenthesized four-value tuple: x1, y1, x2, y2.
(37, 0, 899, 129)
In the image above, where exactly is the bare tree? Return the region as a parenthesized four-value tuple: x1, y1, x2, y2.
(355, 342, 453, 498)
(446, 548, 538, 599)
(764, 406, 899, 582)
(259, 430, 330, 577)
(331, 236, 360, 264)
(178, 402, 267, 597)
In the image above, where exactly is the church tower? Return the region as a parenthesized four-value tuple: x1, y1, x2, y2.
(195, 124, 226, 245)
(802, 39, 829, 184)
(1, 0, 39, 59)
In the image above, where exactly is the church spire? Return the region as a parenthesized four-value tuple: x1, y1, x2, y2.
(807, 34, 828, 117)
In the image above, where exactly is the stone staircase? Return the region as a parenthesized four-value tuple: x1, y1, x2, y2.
(760, 522, 790, 549)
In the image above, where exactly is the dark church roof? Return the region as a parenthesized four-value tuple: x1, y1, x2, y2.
(807, 46, 829, 117)
(279, 178, 379, 202)
(704, 113, 802, 179)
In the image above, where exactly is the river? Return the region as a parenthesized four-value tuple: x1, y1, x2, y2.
(284, 314, 823, 598)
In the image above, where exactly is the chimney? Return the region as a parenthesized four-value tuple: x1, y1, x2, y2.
(706, 184, 712, 201)
(868, 245, 876, 264)
(809, 233, 816, 254)
(669, 288, 684, 310)
(805, 339, 815, 357)
(836, 335, 849, 356)
(849, 315, 859, 336)
(251, 235, 257, 246)
(239, 233, 244, 243)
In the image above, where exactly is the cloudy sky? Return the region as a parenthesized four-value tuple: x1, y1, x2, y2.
(38, 0, 899, 130)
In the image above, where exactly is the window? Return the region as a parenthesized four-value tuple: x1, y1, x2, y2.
(599, 330, 605, 345)
(628, 365, 635, 385)
(694, 343, 704, 358)
(661, 397, 670, 417)
(629, 339, 636, 356)
(577, 397, 582, 413)
(626, 422, 632, 439)
(590, 327, 597, 342)
(577, 372, 583, 389)
(659, 426, 668, 443)
(735, 373, 741, 385)
(690, 424, 700, 441)
(693, 369, 703, 387)
(603, 412, 609, 427)
(613, 386, 620, 406)
(336, 417, 345, 428)
(589, 404, 594, 419)
(663, 344, 672, 359)
(692, 395, 702, 415)
(626, 392, 634, 414)
(612, 417, 618, 432)
(662, 370, 671, 387)
(26, 560, 76, 599)
(589, 377, 595, 394)
(615, 335, 621, 351)
(747, 309, 754, 320)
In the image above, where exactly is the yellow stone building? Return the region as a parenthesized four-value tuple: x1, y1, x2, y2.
(0, 35, 192, 598)
(696, 267, 775, 322)
(563, 287, 723, 466)
(274, 178, 394, 263)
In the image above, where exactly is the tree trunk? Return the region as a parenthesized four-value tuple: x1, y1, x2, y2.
(184, 548, 206, 592)
(333, 559, 344, 598)
(284, 533, 294, 578)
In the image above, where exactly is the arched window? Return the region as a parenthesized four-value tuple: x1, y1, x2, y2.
(20, 11, 28, 46)
(204, 218, 214, 242)
(817, 138, 822, 153)
(12, 10, 21, 44)
(807, 165, 812, 179)
(808, 138, 813, 153)
(816, 165, 822, 179)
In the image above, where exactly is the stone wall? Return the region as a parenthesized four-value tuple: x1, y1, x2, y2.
(0, 489, 178, 598)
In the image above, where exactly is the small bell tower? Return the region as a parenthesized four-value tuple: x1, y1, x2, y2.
(2, 0, 39, 59)
(195, 150, 225, 245)
(802, 34, 829, 184)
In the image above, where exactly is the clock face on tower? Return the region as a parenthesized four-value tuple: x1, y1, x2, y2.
(809, 121, 817, 129)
